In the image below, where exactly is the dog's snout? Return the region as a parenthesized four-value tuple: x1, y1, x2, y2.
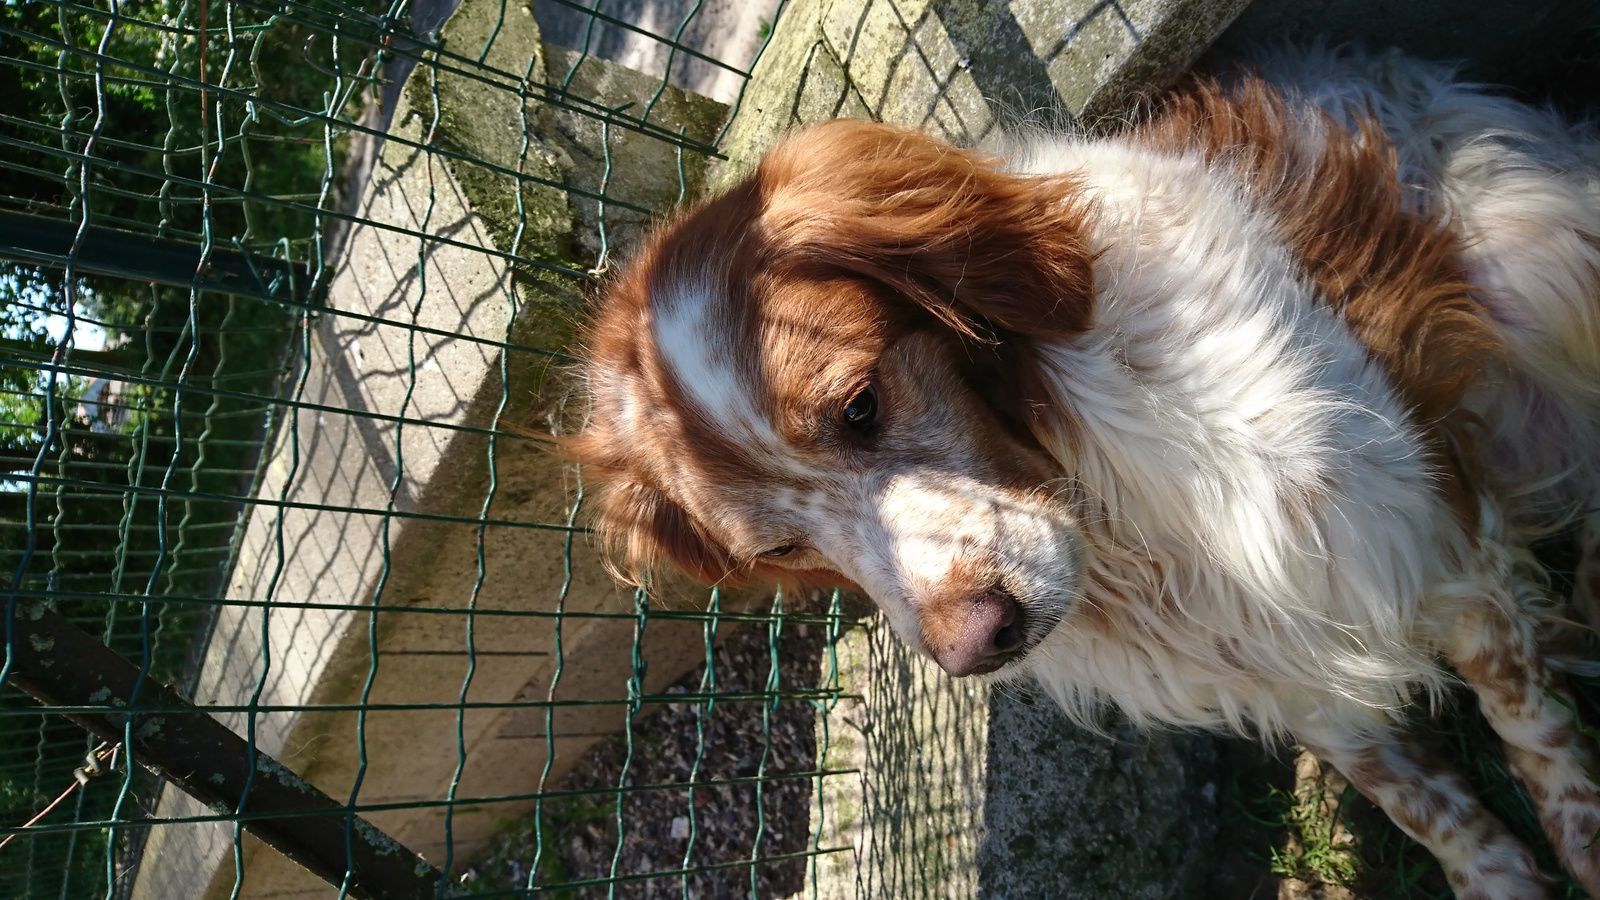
(930, 587, 1025, 677)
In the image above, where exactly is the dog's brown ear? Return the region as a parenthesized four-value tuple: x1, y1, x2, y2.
(586, 477, 855, 598)
(585, 476, 738, 587)
(756, 119, 1096, 343)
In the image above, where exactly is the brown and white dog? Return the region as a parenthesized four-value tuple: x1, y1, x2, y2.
(569, 47, 1600, 898)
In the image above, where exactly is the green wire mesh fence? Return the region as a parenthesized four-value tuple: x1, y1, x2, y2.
(0, 1, 868, 896)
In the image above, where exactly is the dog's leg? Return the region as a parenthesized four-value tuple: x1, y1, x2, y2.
(1292, 720, 1545, 900)
(1445, 600, 1600, 895)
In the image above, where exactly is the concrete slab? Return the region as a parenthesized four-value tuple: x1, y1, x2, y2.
(717, 0, 1252, 185)
(806, 618, 989, 899)
(534, 0, 784, 105)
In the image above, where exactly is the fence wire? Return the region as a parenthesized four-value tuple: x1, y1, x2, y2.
(0, 1, 863, 897)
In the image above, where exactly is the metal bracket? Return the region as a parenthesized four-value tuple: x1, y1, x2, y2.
(3, 599, 446, 899)
(0, 212, 320, 307)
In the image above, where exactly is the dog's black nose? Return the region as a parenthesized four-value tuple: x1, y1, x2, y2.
(930, 587, 1025, 677)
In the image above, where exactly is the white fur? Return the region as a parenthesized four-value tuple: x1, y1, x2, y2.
(631, 49, 1600, 743)
(1003, 137, 1460, 737)
(653, 278, 779, 446)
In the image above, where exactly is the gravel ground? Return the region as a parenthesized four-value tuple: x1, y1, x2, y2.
(463, 615, 831, 898)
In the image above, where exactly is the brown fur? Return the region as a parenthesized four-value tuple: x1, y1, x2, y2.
(1132, 77, 1503, 527)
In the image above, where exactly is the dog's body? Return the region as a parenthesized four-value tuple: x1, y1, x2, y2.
(572, 48, 1600, 898)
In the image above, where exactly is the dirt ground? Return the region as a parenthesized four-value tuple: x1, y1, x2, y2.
(461, 617, 829, 898)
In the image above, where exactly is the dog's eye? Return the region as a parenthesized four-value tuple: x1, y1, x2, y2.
(761, 545, 798, 559)
(842, 386, 877, 429)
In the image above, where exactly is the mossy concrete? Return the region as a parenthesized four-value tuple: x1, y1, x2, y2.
(808, 624, 1220, 899)
(807, 618, 991, 898)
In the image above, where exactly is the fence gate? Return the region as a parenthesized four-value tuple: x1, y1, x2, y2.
(0, 1, 860, 897)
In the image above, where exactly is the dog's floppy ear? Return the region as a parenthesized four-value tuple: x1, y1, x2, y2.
(757, 119, 1096, 342)
(563, 426, 737, 586)
(585, 473, 848, 593)
(588, 476, 739, 587)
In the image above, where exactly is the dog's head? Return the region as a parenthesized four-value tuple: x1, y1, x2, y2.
(570, 120, 1096, 677)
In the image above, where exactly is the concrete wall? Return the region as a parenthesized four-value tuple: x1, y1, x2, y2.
(715, 0, 1252, 179)
(534, 0, 784, 105)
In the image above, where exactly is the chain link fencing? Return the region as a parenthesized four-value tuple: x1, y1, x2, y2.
(0, 1, 875, 896)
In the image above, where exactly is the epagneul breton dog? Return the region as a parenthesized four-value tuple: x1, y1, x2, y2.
(569, 47, 1600, 898)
